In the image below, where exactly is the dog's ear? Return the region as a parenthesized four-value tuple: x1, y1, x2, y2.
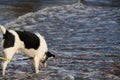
(46, 51, 55, 58)
(42, 51, 55, 63)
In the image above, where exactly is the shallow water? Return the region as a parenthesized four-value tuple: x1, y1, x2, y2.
(0, 3, 119, 80)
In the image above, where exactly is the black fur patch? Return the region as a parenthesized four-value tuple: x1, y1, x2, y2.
(46, 51, 55, 58)
(16, 31, 40, 49)
(3, 30, 15, 48)
(42, 51, 55, 63)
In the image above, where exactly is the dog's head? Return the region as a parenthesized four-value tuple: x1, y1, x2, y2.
(42, 51, 55, 63)
(39, 51, 55, 67)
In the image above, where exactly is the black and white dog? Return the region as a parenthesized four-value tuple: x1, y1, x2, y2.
(0, 25, 55, 76)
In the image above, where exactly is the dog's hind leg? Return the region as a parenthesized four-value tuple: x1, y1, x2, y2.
(2, 60, 10, 76)
(2, 48, 17, 76)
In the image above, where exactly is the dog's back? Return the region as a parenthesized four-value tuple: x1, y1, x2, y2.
(0, 25, 48, 56)
(16, 31, 40, 49)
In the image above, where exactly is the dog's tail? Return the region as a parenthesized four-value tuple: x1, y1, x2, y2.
(0, 25, 7, 34)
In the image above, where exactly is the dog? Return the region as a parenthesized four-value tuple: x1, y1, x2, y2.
(0, 25, 55, 76)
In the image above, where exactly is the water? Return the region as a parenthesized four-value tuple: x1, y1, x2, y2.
(83, 0, 120, 7)
(0, 0, 77, 25)
(0, 0, 120, 25)
(0, 1, 120, 80)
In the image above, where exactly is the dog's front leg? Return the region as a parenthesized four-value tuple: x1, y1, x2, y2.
(33, 57, 40, 73)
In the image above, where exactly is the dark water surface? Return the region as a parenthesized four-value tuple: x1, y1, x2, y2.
(84, 0, 120, 7)
(0, 0, 77, 25)
(0, 0, 120, 25)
